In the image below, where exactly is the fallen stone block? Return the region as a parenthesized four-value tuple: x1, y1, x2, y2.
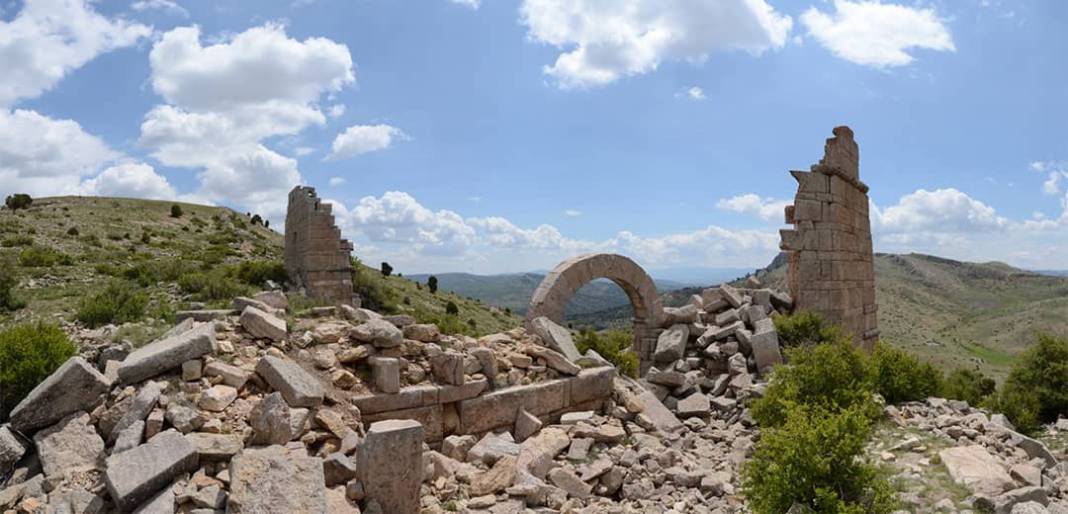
(468, 432, 520, 465)
(939, 445, 1014, 497)
(634, 390, 683, 434)
(0, 425, 25, 473)
(203, 360, 249, 389)
(228, 445, 326, 513)
(719, 284, 743, 308)
(430, 351, 466, 385)
(750, 319, 783, 376)
(118, 322, 215, 385)
(10, 356, 111, 433)
(351, 318, 403, 348)
(255, 355, 324, 408)
(371, 357, 400, 394)
(358, 420, 424, 514)
(253, 290, 288, 310)
(530, 317, 582, 362)
(662, 305, 699, 326)
(112, 420, 144, 454)
(110, 381, 163, 443)
(570, 366, 615, 405)
(525, 346, 580, 375)
(653, 324, 689, 364)
(105, 430, 198, 511)
(34, 412, 104, 479)
(239, 306, 287, 342)
(186, 433, 244, 461)
(403, 323, 441, 342)
(676, 393, 711, 418)
(175, 309, 233, 322)
(249, 392, 308, 445)
(458, 380, 570, 434)
(514, 408, 542, 443)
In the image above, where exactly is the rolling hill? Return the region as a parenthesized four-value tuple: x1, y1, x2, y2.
(0, 196, 520, 340)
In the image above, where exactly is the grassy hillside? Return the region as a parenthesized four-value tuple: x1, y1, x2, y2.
(0, 196, 520, 339)
(756, 253, 1068, 379)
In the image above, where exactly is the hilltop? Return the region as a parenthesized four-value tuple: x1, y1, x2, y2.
(0, 196, 520, 339)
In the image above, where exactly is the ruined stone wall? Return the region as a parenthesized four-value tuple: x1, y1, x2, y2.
(285, 186, 355, 305)
(779, 126, 879, 349)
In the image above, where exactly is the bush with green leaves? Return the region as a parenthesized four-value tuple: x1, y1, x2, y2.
(1, 234, 33, 247)
(4, 193, 32, 211)
(351, 261, 398, 314)
(428, 275, 438, 294)
(178, 268, 250, 303)
(742, 403, 896, 514)
(751, 337, 876, 428)
(941, 368, 996, 407)
(0, 256, 26, 312)
(773, 310, 848, 348)
(77, 281, 149, 328)
(445, 300, 459, 316)
(0, 322, 76, 418)
(380, 261, 393, 277)
(170, 204, 183, 218)
(992, 333, 1068, 432)
(575, 328, 639, 377)
(18, 245, 72, 267)
(234, 260, 287, 287)
(868, 344, 943, 405)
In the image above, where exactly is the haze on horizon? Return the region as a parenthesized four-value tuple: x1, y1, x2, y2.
(1, 0, 1066, 274)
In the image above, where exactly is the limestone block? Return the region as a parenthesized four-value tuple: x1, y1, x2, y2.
(185, 433, 244, 461)
(228, 445, 326, 513)
(34, 412, 104, 479)
(104, 430, 198, 511)
(363, 405, 444, 442)
(371, 357, 400, 394)
(530, 317, 581, 362)
(239, 306, 287, 342)
(250, 392, 307, 445)
(431, 351, 466, 385)
(255, 355, 324, 408)
(10, 357, 111, 433)
(358, 420, 424, 514)
(118, 322, 215, 385)
(653, 324, 688, 364)
(939, 445, 1014, 497)
(351, 318, 403, 348)
(459, 380, 570, 434)
(203, 361, 249, 389)
(570, 366, 615, 405)
(0, 425, 25, 473)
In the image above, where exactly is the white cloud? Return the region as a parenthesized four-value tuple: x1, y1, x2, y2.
(0, 109, 118, 198)
(716, 193, 789, 221)
(335, 192, 477, 256)
(0, 0, 151, 107)
(80, 162, 178, 200)
(449, 0, 480, 9)
(328, 176, 345, 186)
(519, 0, 792, 88)
(294, 146, 316, 156)
(140, 23, 355, 219)
(686, 86, 706, 101)
(873, 188, 1008, 234)
(327, 104, 346, 118)
(564, 209, 582, 217)
(801, 0, 954, 68)
(131, 0, 189, 17)
(329, 124, 407, 160)
(1042, 172, 1066, 195)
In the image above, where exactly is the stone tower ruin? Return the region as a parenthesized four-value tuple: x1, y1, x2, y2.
(779, 126, 879, 350)
(285, 186, 355, 304)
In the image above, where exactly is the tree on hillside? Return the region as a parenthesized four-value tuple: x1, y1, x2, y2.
(445, 300, 459, 316)
(428, 275, 438, 294)
(380, 262, 393, 276)
(251, 214, 263, 226)
(170, 204, 183, 218)
(4, 194, 32, 211)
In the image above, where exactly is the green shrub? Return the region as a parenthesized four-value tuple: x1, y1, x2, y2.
(751, 338, 876, 428)
(66, 227, 79, 236)
(170, 204, 183, 218)
(0, 322, 76, 418)
(997, 333, 1068, 429)
(380, 262, 393, 276)
(986, 384, 1043, 434)
(428, 275, 438, 294)
(4, 194, 32, 211)
(575, 328, 639, 377)
(1, 234, 33, 247)
(868, 344, 943, 405)
(234, 260, 287, 287)
(742, 404, 896, 514)
(445, 301, 459, 316)
(178, 267, 250, 303)
(77, 281, 149, 328)
(942, 368, 996, 406)
(434, 314, 472, 336)
(773, 310, 848, 348)
(351, 264, 398, 314)
(0, 256, 26, 312)
(18, 245, 72, 267)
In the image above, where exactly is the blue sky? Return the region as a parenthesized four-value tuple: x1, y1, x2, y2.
(1, 0, 1066, 274)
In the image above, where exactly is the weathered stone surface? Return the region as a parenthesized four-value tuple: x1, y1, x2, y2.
(548, 467, 592, 499)
(571, 366, 615, 405)
(750, 318, 783, 375)
(676, 393, 710, 418)
(113, 420, 144, 454)
(253, 290, 288, 310)
(530, 317, 582, 362)
(352, 318, 404, 348)
(1013, 433, 1057, 468)
(514, 408, 542, 443)
(249, 392, 307, 445)
(358, 420, 424, 514)
(256, 355, 324, 408)
(468, 432, 520, 465)
(105, 430, 198, 511)
(175, 309, 233, 322)
(164, 403, 204, 433)
(470, 455, 517, 496)
(228, 445, 326, 513)
(186, 433, 243, 461)
(654, 324, 689, 364)
(430, 351, 466, 385)
(323, 452, 358, 487)
(118, 323, 215, 385)
(459, 380, 569, 434)
(371, 357, 400, 394)
(939, 445, 1014, 497)
(110, 381, 163, 442)
(516, 427, 570, 479)
(525, 346, 580, 376)
(0, 425, 25, 473)
(132, 488, 174, 514)
(233, 296, 275, 315)
(34, 412, 104, 479)
(471, 346, 498, 380)
(203, 361, 249, 389)
(10, 356, 111, 432)
(634, 390, 683, 434)
(239, 306, 287, 342)
(285, 186, 354, 304)
(402, 323, 440, 342)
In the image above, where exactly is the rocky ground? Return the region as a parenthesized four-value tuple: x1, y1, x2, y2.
(1, 279, 1066, 514)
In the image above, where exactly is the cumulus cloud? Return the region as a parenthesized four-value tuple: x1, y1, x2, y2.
(80, 162, 178, 200)
(131, 0, 189, 17)
(449, 0, 480, 9)
(801, 0, 954, 68)
(0, 0, 151, 107)
(140, 23, 355, 219)
(519, 0, 792, 88)
(328, 177, 346, 186)
(328, 124, 407, 160)
(873, 188, 1008, 234)
(686, 87, 706, 101)
(0, 109, 118, 197)
(716, 193, 789, 222)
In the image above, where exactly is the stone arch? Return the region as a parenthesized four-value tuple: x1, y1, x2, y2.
(526, 253, 663, 374)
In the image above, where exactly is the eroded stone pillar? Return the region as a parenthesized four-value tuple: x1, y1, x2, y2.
(284, 186, 355, 304)
(358, 419, 424, 514)
(780, 126, 879, 350)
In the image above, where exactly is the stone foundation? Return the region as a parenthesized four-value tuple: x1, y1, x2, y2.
(284, 186, 355, 304)
(780, 126, 879, 349)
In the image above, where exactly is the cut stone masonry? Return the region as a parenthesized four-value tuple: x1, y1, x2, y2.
(779, 126, 879, 349)
(284, 186, 355, 305)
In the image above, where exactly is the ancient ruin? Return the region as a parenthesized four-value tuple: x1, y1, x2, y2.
(284, 186, 355, 305)
(780, 126, 879, 350)
(526, 254, 663, 373)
